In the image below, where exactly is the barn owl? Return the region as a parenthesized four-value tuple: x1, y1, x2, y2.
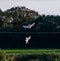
(25, 36, 31, 44)
(23, 23, 35, 28)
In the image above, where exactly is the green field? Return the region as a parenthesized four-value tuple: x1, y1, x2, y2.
(0, 49, 60, 61)
(2, 49, 60, 54)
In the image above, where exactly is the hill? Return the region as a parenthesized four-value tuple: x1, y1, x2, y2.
(0, 6, 60, 32)
(0, 6, 40, 32)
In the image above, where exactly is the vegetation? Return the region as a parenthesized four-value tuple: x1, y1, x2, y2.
(35, 15, 60, 32)
(0, 49, 60, 61)
(0, 6, 60, 32)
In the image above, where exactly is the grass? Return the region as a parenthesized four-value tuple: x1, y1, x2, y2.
(0, 49, 60, 61)
(1, 49, 60, 54)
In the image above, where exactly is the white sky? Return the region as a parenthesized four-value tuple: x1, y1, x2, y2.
(0, 0, 60, 15)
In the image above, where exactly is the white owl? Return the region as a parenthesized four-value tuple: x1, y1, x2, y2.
(23, 23, 35, 28)
(25, 36, 31, 44)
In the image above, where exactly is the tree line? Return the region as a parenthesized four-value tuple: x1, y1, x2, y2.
(0, 7, 60, 32)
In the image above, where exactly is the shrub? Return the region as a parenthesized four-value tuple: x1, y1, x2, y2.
(0, 50, 6, 61)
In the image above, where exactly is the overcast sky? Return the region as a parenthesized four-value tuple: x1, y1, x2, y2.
(0, 0, 60, 15)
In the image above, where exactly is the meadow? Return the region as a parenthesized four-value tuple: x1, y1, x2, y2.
(0, 49, 60, 61)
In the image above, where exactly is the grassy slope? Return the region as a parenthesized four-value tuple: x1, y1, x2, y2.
(1, 49, 60, 55)
(0, 49, 60, 61)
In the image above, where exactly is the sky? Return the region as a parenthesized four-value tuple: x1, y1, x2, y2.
(0, 0, 60, 15)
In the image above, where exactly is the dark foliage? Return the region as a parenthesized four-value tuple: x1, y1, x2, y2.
(0, 7, 60, 32)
